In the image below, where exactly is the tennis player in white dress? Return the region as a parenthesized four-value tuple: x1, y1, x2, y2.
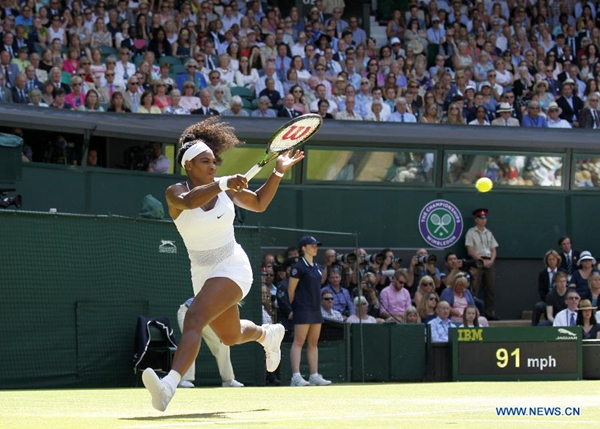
(143, 118, 305, 411)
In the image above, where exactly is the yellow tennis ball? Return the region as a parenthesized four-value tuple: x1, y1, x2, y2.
(475, 177, 493, 193)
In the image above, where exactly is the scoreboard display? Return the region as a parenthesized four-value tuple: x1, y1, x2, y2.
(451, 327, 582, 381)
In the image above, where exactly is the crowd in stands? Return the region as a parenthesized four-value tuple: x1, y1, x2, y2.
(261, 235, 600, 343)
(2, 0, 600, 128)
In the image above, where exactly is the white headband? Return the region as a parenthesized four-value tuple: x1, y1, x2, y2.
(181, 141, 211, 168)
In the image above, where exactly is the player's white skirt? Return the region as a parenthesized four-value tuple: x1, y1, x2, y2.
(188, 241, 253, 298)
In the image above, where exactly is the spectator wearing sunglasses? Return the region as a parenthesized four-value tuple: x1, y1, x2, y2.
(320, 290, 344, 322)
(122, 76, 142, 112)
(578, 92, 600, 129)
(379, 270, 411, 321)
(176, 59, 208, 93)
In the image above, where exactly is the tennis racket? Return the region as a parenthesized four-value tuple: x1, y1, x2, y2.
(244, 113, 323, 181)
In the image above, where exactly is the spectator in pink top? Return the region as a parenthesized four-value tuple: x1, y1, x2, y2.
(379, 270, 411, 321)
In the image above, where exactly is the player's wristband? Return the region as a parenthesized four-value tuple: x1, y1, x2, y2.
(218, 176, 230, 191)
(272, 168, 285, 178)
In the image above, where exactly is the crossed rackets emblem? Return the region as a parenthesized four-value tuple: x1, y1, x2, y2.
(430, 213, 452, 235)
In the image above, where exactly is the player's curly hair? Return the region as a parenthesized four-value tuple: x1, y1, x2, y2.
(176, 117, 244, 165)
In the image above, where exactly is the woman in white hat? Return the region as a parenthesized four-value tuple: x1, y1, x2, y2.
(575, 299, 600, 339)
(571, 251, 598, 300)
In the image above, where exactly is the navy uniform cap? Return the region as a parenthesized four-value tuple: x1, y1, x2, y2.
(299, 235, 322, 247)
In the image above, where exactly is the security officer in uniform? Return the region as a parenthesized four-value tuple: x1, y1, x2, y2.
(465, 208, 500, 320)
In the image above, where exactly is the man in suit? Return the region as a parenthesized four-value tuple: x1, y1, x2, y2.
(1, 31, 18, 59)
(0, 72, 13, 103)
(191, 90, 219, 115)
(274, 43, 291, 77)
(14, 26, 33, 54)
(47, 0, 63, 17)
(11, 74, 29, 104)
(491, 103, 520, 126)
(558, 236, 581, 278)
(577, 92, 600, 129)
(122, 76, 142, 112)
(115, 0, 135, 26)
(23, 65, 42, 91)
(48, 67, 70, 93)
(98, 69, 125, 104)
(278, 94, 301, 118)
(564, 25, 580, 54)
(549, 33, 567, 58)
(314, 0, 332, 25)
(203, 39, 219, 71)
(0, 50, 19, 87)
(555, 79, 584, 126)
(0, 0, 19, 20)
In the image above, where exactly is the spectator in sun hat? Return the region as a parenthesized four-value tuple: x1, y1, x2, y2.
(491, 102, 520, 126)
(546, 102, 572, 128)
(575, 299, 600, 339)
(570, 251, 599, 300)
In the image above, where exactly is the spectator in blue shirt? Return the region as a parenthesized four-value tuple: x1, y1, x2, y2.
(428, 300, 453, 342)
(521, 100, 548, 127)
(322, 268, 355, 317)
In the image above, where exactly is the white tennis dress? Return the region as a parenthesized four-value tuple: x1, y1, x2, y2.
(173, 183, 253, 298)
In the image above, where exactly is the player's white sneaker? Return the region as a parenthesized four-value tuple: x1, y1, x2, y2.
(261, 323, 285, 372)
(290, 374, 310, 387)
(308, 374, 332, 386)
(178, 380, 195, 388)
(142, 368, 175, 412)
(222, 379, 244, 387)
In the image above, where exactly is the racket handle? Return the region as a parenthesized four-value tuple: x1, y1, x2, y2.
(244, 164, 263, 181)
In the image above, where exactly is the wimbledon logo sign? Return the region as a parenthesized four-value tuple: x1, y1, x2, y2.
(418, 200, 463, 249)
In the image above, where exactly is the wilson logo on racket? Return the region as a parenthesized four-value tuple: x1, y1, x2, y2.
(244, 114, 323, 181)
(281, 125, 313, 141)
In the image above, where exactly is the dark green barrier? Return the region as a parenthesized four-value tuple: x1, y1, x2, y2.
(19, 164, 597, 257)
(279, 322, 350, 385)
(0, 212, 263, 388)
(0, 132, 22, 183)
(351, 324, 427, 382)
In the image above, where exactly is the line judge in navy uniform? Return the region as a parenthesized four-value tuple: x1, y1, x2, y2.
(287, 236, 332, 387)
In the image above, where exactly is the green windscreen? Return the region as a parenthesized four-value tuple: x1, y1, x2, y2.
(0, 211, 263, 388)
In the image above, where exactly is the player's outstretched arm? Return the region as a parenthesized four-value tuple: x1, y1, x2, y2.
(231, 149, 304, 212)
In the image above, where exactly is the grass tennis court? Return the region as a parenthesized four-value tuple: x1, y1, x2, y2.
(2, 381, 599, 429)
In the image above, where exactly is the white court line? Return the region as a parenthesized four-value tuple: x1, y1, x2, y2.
(123, 408, 597, 428)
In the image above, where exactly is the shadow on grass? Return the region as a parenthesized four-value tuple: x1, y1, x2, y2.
(121, 409, 268, 421)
